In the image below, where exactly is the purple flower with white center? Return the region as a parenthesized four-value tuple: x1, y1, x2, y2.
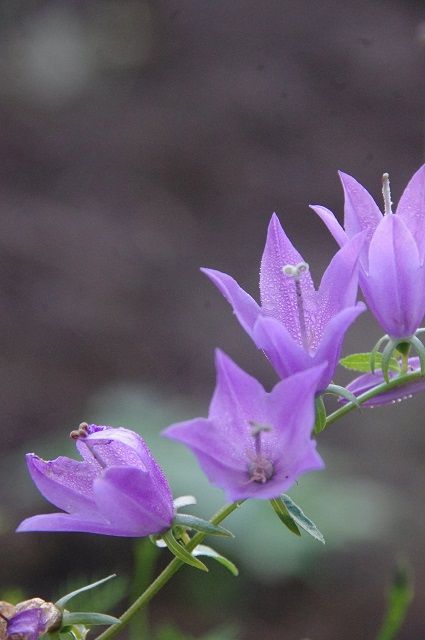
(17, 424, 174, 537)
(343, 357, 425, 407)
(163, 350, 325, 502)
(202, 214, 365, 392)
(311, 166, 425, 340)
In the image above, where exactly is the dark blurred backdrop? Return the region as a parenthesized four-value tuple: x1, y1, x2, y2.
(1, 1, 425, 638)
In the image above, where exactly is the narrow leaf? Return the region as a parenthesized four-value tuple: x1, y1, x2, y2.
(162, 530, 208, 572)
(339, 353, 399, 373)
(270, 498, 301, 536)
(173, 513, 234, 537)
(281, 494, 325, 543)
(62, 612, 120, 627)
(377, 562, 413, 640)
(192, 544, 239, 576)
(56, 575, 116, 608)
(314, 395, 326, 434)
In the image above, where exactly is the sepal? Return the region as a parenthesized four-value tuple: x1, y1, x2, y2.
(61, 612, 120, 627)
(55, 575, 116, 609)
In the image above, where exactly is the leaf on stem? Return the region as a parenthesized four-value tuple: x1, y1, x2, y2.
(162, 530, 208, 572)
(192, 544, 239, 576)
(281, 494, 325, 544)
(173, 513, 234, 537)
(340, 353, 400, 373)
(270, 497, 301, 536)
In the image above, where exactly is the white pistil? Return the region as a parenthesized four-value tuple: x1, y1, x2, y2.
(282, 261, 310, 351)
(382, 172, 393, 215)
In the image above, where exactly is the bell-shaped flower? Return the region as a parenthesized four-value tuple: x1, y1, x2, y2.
(17, 424, 174, 537)
(202, 214, 365, 392)
(163, 350, 325, 502)
(311, 166, 425, 340)
(343, 357, 425, 407)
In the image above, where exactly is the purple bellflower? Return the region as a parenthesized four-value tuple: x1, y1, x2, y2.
(202, 214, 365, 392)
(311, 166, 425, 342)
(163, 350, 325, 502)
(343, 357, 425, 407)
(17, 424, 174, 537)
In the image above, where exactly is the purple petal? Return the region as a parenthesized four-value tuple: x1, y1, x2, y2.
(7, 608, 44, 640)
(345, 357, 425, 406)
(267, 365, 327, 451)
(253, 315, 312, 378)
(16, 513, 116, 535)
(309, 204, 348, 248)
(25, 454, 97, 515)
(313, 303, 366, 388)
(77, 427, 153, 472)
(259, 213, 315, 343)
(365, 215, 425, 338)
(201, 268, 260, 337)
(93, 466, 174, 536)
(163, 418, 250, 501)
(396, 164, 425, 263)
(209, 350, 267, 441)
(339, 171, 382, 241)
(316, 232, 364, 328)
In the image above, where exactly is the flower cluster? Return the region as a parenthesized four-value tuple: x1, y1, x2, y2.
(18, 164, 425, 543)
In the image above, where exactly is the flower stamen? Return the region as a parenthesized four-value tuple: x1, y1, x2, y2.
(282, 261, 310, 350)
(247, 421, 274, 483)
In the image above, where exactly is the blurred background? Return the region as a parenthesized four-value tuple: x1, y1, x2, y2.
(1, 1, 425, 638)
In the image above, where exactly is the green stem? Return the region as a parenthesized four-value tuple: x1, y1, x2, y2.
(93, 502, 241, 640)
(325, 369, 425, 428)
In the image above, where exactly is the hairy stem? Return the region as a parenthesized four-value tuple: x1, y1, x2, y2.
(94, 502, 242, 640)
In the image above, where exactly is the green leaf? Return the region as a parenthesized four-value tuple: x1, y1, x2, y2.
(270, 498, 301, 537)
(56, 575, 116, 608)
(62, 612, 120, 627)
(339, 352, 400, 373)
(162, 530, 208, 572)
(281, 494, 325, 544)
(173, 513, 234, 537)
(376, 561, 413, 640)
(192, 544, 239, 576)
(313, 395, 326, 434)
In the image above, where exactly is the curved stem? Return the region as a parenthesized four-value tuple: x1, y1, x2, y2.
(325, 369, 425, 428)
(94, 502, 242, 640)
